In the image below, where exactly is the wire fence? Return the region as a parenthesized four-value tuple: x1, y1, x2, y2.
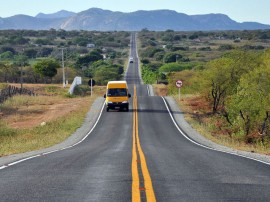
(0, 85, 35, 104)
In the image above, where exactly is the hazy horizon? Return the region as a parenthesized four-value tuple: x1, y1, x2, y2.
(0, 0, 270, 25)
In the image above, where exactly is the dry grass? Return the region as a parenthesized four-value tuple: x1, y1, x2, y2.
(1, 95, 85, 128)
(11, 83, 68, 95)
(152, 84, 168, 96)
(176, 94, 270, 155)
(0, 84, 106, 157)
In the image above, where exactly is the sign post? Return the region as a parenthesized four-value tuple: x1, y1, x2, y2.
(91, 79, 92, 97)
(88, 79, 96, 97)
(175, 80, 183, 101)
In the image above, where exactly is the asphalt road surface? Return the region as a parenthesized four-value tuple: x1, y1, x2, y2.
(1, 33, 270, 202)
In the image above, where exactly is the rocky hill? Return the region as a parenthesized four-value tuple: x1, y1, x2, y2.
(0, 8, 269, 31)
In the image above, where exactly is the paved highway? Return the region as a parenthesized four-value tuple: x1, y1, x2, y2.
(1, 33, 270, 201)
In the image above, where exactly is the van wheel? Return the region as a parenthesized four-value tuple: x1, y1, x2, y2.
(106, 107, 109, 112)
(126, 107, 129, 112)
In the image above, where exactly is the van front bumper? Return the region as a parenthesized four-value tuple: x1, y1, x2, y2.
(107, 102, 129, 109)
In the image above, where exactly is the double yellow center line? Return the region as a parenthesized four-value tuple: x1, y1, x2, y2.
(132, 85, 156, 202)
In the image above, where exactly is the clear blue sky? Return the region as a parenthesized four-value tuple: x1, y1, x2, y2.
(1, 0, 270, 24)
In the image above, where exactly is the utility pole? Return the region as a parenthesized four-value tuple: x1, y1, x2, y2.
(20, 63, 23, 90)
(90, 79, 93, 97)
(61, 48, 66, 88)
(20, 48, 25, 91)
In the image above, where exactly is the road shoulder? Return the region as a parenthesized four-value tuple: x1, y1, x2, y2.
(0, 97, 104, 167)
(164, 96, 270, 164)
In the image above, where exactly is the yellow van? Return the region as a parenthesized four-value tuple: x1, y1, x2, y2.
(104, 81, 131, 112)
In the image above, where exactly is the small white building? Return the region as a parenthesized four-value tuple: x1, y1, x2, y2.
(86, 43, 95, 48)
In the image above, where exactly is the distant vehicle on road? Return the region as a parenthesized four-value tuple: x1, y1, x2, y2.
(104, 81, 131, 112)
(129, 57, 134, 63)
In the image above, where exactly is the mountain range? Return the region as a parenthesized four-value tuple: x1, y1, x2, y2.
(0, 8, 269, 31)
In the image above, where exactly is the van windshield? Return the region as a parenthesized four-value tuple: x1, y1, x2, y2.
(107, 88, 127, 97)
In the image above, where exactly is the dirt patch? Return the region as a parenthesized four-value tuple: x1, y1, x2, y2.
(4, 97, 88, 129)
(0, 84, 93, 129)
(153, 84, 168, 96)
(182, 95, 211, 114)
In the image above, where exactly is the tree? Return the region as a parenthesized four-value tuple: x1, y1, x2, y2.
(94, 66, 120, 85)
(163, 52, 189, 63)
(84, 60, 124, 85)
(14, 55, 29, 67)
(203, 50, 262, 114)
(173, 35, 181, 41)
(218, 44, 234, 50)
(141, 65, 157, 84)
(89, 49, 103, 60)
(22, 66, 41, 83)
(223, 50, 261, 94)
(188, 34, 198, 40)
(0, 62, 15, 82)
(227, 50, 270, 139)
(73, 36, 91, 47)
(141, 47, 164, 58)
(8, 36, 29, 45)
(228, 66, 270, 138)
(35, 38, 51, 45)
(38, 47, 53, 57)
(162, 32, 174, 42)
(141, 58, 150, 64)
(33, 59, 60, 83)
(75, 50, 103, 69)
(203, 58, 234, 113)
(0, 46, 16, 54)
(24, 49, 38, 59)
(113, 64, 124, 75)
(159, 63, 190, 73)
(0, 51, 14, 60)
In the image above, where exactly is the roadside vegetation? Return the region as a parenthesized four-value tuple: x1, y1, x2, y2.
(1, 29, 270, 156)
(0, 29, 130, 84)
(138, 29, 270, 154)
(0, 84, 105, 156)
(0, 29, 128, 156)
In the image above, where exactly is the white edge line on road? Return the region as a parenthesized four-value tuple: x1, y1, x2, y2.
(0, 102, 106, 170)
(72, 102, 105, 147)
(161, 97, 270, 166)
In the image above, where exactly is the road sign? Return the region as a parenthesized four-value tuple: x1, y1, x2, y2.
(176, 80, 183, 88)
(88, 79, 96, 87)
